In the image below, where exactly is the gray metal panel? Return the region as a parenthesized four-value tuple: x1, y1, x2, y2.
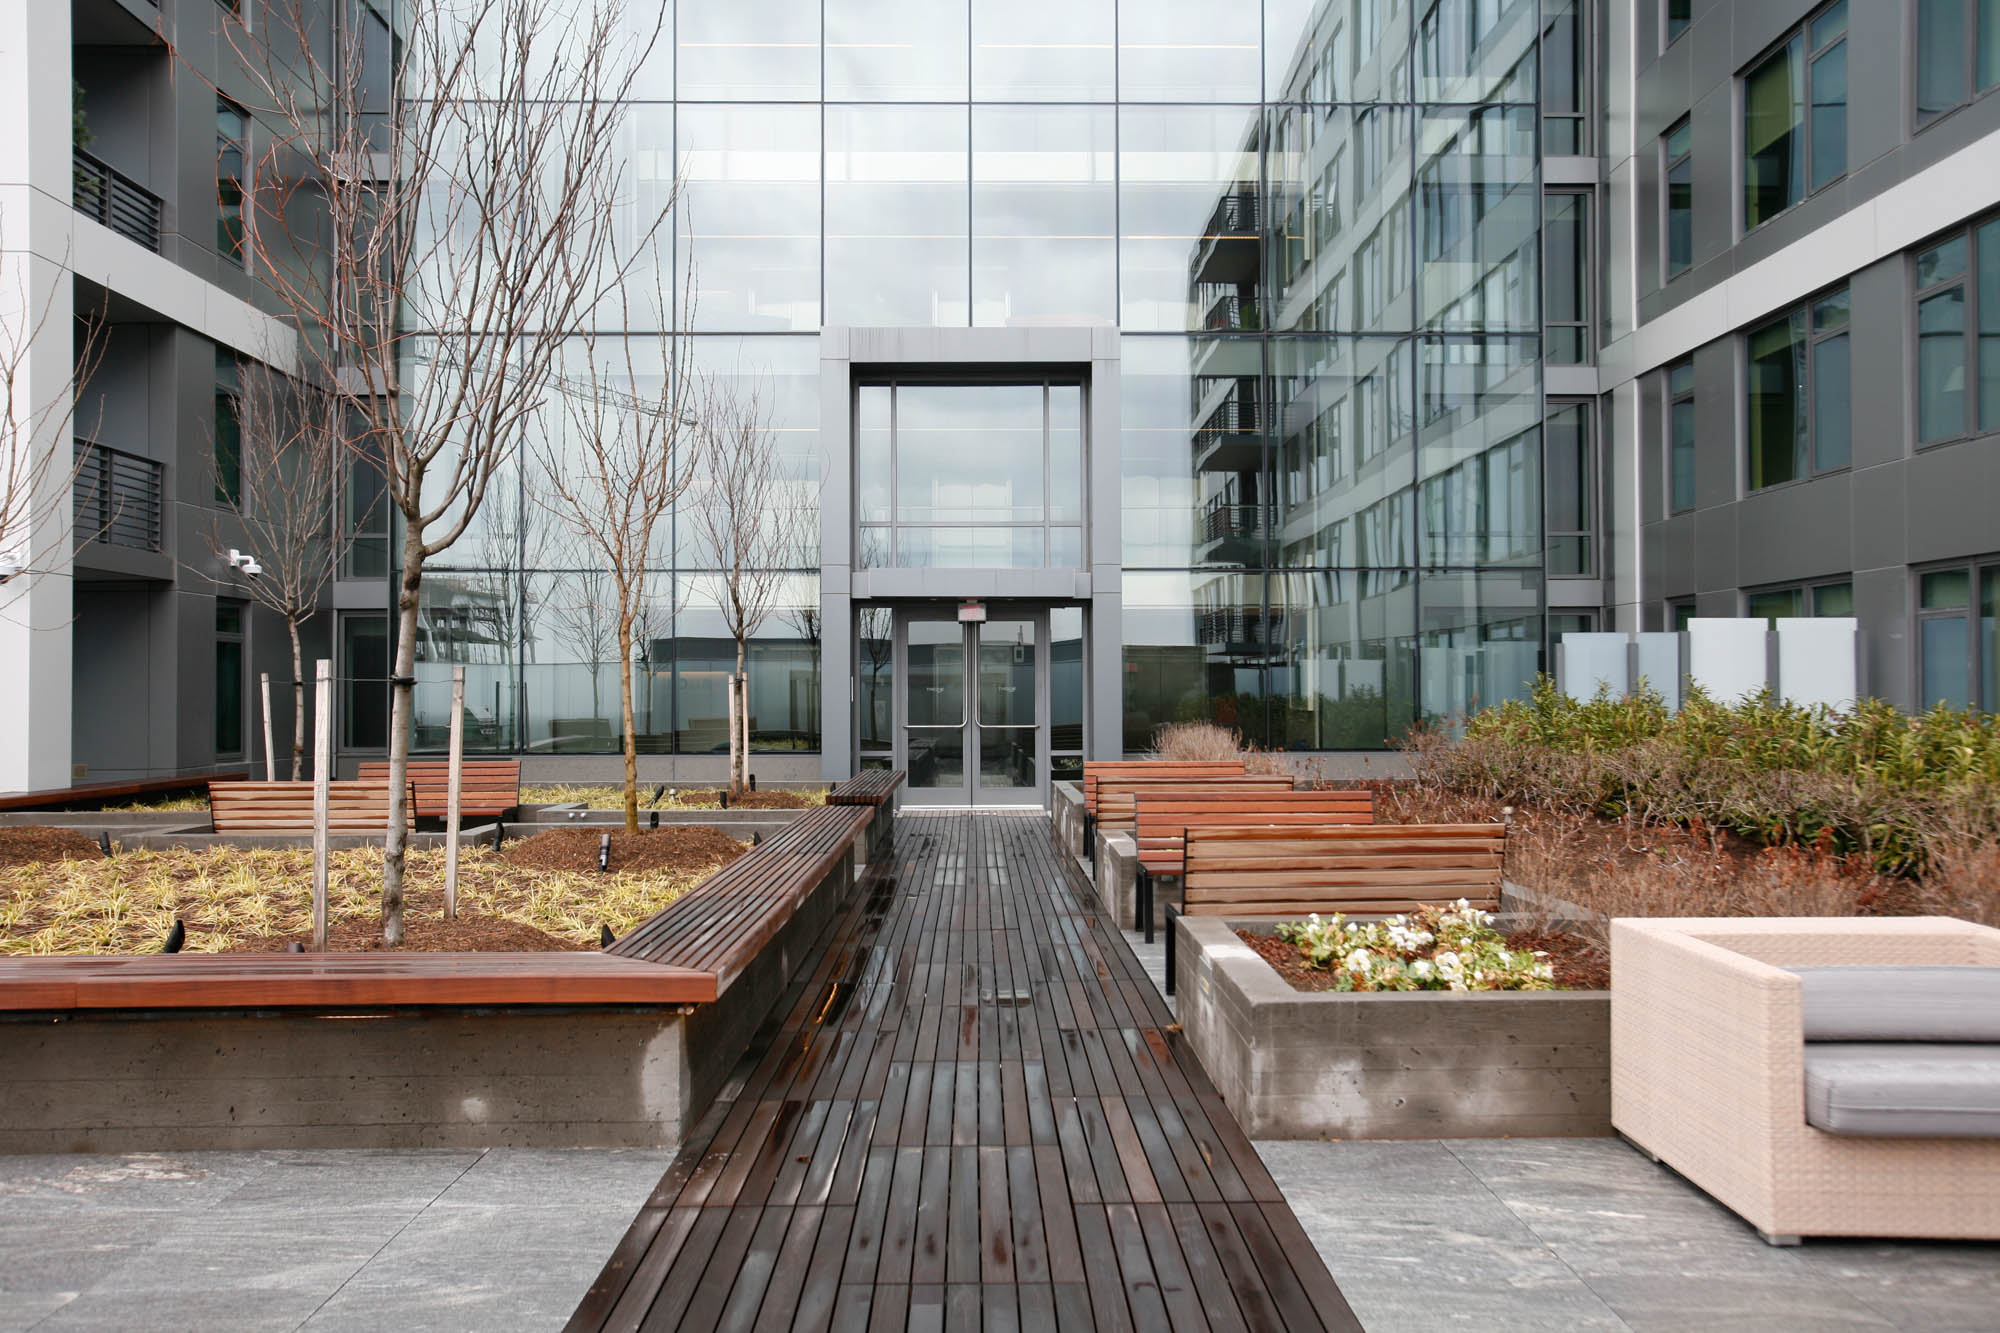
(1847, 260, 1907, 472)
(1735, 473, 1852, 588)
(1904, 439, 2000, 565)
(1852, 567, 1912, 706)
(1694, 503, 1739, 594)
(1849, 463, 1909, 574)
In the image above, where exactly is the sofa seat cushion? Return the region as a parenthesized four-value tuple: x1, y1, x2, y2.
(1786, 966, 2000, 1042)
(1803, 1043, 2000, 1137)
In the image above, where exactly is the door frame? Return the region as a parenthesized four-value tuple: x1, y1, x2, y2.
(892, 604, 1049, 808)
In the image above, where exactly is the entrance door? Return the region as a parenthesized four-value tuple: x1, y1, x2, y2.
(897, 609, 1045, 806)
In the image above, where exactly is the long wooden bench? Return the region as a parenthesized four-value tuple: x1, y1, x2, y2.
(209, 779, 414, 833)
(1164, 823, 1506, 993)
(829, 769, 904, 862)
(1093, 774, 1298, 841)
(1082, 761, 1245, 839)
(607, 803, 874, 996)
(357, 759, 522, 820)
(1129, 788, 1376, 939)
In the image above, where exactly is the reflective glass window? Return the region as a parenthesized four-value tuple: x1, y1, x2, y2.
(1270, 337, 1416, 570)
(1267, 106, 1411, 333)
(1981, 218, 2000, 430)
(1665, 120, 1693, 278)
(1118, 0, 1261, 102)
(972, 106, 1116, 327)
(1668, 358, 1696, 512)
(1121, 337, 1266, 567)
(1416, 0, 1538, 104)
(1545, 402, 1593, 577)
(677, 105, 820, 332)
(1542, 0, 1587, 154)
(825, 0, 968, 101)
(1667, 0, 1691, 43)
(1122, 572, 1272, 750)
(1418, 107, 1538, 334)
(1916, 0, 2000, 121)
(1747, 311, 1808, 489)
(1918, 236, 1969, 444)
(1272, 569, 1416, 747)
(669, 573, 822, 752)
(678, 336, 822, 567)
(677, 0, 819, 100)
(1264, 0, 1405, 102)
(1544, 191, 1590, 363)
(1118, 107, 1263, 332)
(1747, 587, 1807, 625)
(1417, 569, 1542, 721)
(1744, 37, 1805, 229)
(826, 106, 969, 327)
(973, 0, 1115, 100)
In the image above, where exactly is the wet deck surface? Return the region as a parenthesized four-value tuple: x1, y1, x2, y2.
(567, 810, 1361, 1332)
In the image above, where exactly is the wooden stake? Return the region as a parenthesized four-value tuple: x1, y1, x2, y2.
(260, 673, 276, 781)
(445, 664, 465, 919)
(726, 671, 738, 795)
(311, 658, 332, 952)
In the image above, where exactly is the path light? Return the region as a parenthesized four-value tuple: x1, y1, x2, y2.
(650, 810, 659, 829)
(597, 832, 611, 872)
(600, 924, 615, 948)
(160, 920, 185, 954)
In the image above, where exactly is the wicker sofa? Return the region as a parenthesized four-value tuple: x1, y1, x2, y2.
(1611, 916, 2000, 1244)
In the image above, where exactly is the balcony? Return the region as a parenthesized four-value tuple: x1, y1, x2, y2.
(1188, 187, 1262, 288)
(74, 439, 163, 553)
(1201, 291, 1262, 332)
(73, 148, 162, 252)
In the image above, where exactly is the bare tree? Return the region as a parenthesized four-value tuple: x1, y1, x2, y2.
(525, 277, 698, 831)
(686, 378, 817, 798)
(230, 0, 668, 942)
(199, 364, 359, 779)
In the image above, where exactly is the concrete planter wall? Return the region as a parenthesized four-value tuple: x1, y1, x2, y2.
(1050, 781, 1085, 863)
(1175, 916, 1610, 1140)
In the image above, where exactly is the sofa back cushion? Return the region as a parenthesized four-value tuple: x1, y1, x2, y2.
(1787, 966, 2000, 1042)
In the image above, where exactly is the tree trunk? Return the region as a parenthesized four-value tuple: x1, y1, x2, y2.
(382, 531, 423, 946)
(733, 636, 748, 797)
(287, 615, 306, 782)
(619, 608, 638, 835)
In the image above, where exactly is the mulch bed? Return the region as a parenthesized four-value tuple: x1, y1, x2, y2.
(499, 825, 748, 875)
(242, 911, 582, 954)
(0, 826, 105, 868)
(676, 789, 817, 810)
(1237, 928, 1608, 993)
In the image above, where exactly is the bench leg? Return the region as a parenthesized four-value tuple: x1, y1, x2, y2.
(1139, 870, 1154, 944)
(1163, 904, 1178, 996)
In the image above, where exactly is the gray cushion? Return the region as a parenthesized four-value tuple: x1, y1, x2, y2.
(1786, 966, 2000, 1042)
(1802, 1043, 2000, 1137)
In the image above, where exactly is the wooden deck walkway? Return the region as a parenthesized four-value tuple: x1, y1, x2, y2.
(568, 811, 1360, 1333)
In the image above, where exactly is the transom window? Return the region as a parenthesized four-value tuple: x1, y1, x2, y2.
(856, 379, 1084, 570)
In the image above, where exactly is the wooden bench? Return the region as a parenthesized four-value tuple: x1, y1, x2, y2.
(829, 769, 905, 861)
(1082, 761, 1245, 838)
(356, 759, 521, 820)
(1129, 788, 1376, 939)
(1093, 774, 1297, 840)
(0, 771, 249, 812)
(607, 803, 874, 996)
(1164, 823, 1506, 993)
(209, 779, 414, 834)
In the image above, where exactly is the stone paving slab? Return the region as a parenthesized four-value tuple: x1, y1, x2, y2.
(0, 1147, 673, 1332)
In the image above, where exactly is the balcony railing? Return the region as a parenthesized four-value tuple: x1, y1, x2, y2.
(1201, 292, 1261, 332)
(74, 439, 163, 553)
(73, 148, 162, 252)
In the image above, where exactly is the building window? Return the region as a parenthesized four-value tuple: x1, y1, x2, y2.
(1915, 560, 1999, 709)
(343, 419, 389, 580)
(1543, 0, 1588, 154)
(1668, 358, 1697, 512)
(1669, 600, 1696, 631)
(1664, 119, 1693, 278)
(1917, 0, 2000, 122)
(1546, 401, 1595, 576)
(1746, 287, 1850, 491)
(1915, 217, 2000, 444)
(1743, 3, 1847, 230)
(216, 601, 245, 756)
(1746, 578, 1853, 625)
(1544, 190, 1592, 364)
(1666, 0, 1692, 45)
(216, 97, 247, 265)
(341, 613, 390, 749)
(213, 350, 242, 506)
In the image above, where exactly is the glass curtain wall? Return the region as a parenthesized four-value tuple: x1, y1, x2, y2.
(395, 0, 1543, 755)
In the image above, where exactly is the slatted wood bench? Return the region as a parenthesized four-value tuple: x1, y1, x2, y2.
(357, 759, 522, 820)
(828, 769, 904, 861)
(1129, 788, 1376, 939)
(1081, 759, 1246, 842)
(607, 803, 874, 997)
(1165, 822, 1506, 993)
(209, 779, 414, 834)
(1093, 774, 1298, 841)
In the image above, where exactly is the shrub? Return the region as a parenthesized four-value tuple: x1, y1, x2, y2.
(1273, 901, 1555, 992)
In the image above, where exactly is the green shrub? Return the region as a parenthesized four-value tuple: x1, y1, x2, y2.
(1409, 679, 2000, 875)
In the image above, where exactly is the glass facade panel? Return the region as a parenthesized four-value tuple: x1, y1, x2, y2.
(972, 106, 1117, 326)
(1665, 120, 1692, 278)
(1419, 337, 1541, 567)
(1745, 37, 1805, 229)
(677, 0, 819, 100)
(1416, 0, 1538, 105)
(1268, 105, 1412, 334)
(1747, 312, 1807, 489)
(826, 106, 969, 327)
(1119, 106, 1264, 332)
(825, 0, 967, 101)
(1122, 571, 1271, 750)
(972, 0, 1116, 101)
(1118, 0, 1261, 102)
(1669, 359, 1696, 512)
(1545, 402, 1592, 576)
(1122, 337, 1266, 567)
(1417, 107, 1537, 333)
(1543, 191, 1588, 364)
(1919, 286, 1968, 443)
(677, 105, 819, 332)
(1417, 569, 1541, 722)
(1274, 570, 1416, 748)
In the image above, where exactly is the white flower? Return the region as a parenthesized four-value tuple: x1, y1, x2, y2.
(1344, 949, 1371, 975)
(1409, 959, 1435, 979)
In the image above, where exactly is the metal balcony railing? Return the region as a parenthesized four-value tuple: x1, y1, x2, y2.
(1202, 501, 1269, 544)
(1201, 292, 1261, 331)
(74, 439, 164, 552)
(73, 148, 162, 252)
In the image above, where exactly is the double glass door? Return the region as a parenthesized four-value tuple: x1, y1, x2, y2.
(899, 610, 1045, 806)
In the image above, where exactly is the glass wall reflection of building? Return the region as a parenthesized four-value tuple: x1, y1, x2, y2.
(389, 0, 1548, 765)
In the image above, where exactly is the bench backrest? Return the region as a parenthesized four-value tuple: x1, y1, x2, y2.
(355, 760, 521, 817)
(1082, 760, 1245, 814)
(1134, 789, 1376, 875)
(1181, 823, 1505, 916)
(829, 769, 907, 806)
(1093, 775, 1297, 835)
(209, 780, 414, 833)
(607, 804, 873, 993)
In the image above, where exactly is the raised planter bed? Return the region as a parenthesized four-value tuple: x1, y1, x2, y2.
(1174, 915, 1610, 1140)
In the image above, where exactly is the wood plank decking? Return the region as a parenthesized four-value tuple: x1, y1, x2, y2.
(569, 811, 1360, 1333)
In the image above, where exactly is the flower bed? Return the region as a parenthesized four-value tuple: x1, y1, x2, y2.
(1270, 901, 1555, 991)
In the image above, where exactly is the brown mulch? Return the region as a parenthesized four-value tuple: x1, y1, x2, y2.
(1237, 928, 1608, 993)
(681, 789, 817, 810)
(498, 825, 748, 875)
(0, 826, 104, 868)
(239, 911, 583, 954)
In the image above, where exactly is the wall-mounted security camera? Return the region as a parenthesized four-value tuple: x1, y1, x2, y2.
(226, 549, 264, 578)
(0, 555, 21, 583)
